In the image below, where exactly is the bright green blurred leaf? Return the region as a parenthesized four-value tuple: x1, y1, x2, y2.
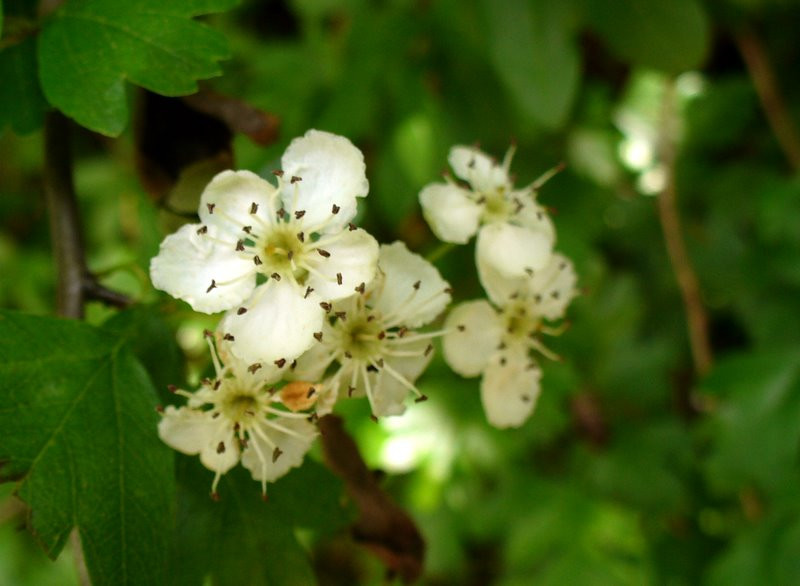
(484, 0, 580, 129)
(0, 38, 47, 134)
(0, 310, 174, 586)
(38, 0, 238, 136)
(585, 0, 709, 72)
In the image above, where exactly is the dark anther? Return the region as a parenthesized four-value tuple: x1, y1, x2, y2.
(536, 211, 543, 220)
(294, 210, 306, 219)
(415, 395, 428, 403)
(233, 423, 240, 432)
(272, 169, 284, 177)
(213, 379, 221, 390)
(248, 363, 262, 373)
(498, 342, 507, 350)
(223, 333, 235, 341)
(201, 377, 212, 386)
(290, 360, 297, 370)
(313, 331, 323, 342)
(468, 158, 476, 169)
(348, 385, 356, 397)
(277, 208, 287, 219)
(203, 329, 214, 338)
(331, 204, 340, 214)
(250, 202, 258, 214)
(211, 492, 220, 502)
(155, 405, 164, 413)
(444, 287, 454, 294)
(317, 248, 331, 258)
(236, 240, 245, 251)
(243, 225, 252, 234)
(217, 441, 226, 454)
(336, 272, 343, 285)
(355, 282, 366, 294)
(367, 364, 379, 373)
(296, 231, 305, 242)
(253, 255, 263, 266)
(551, 290, 560, 299)
(272, 447, 283, 462)
(271, 272, 281, 281)
(335, 311, 347, 321)
(559, 262, 566, 270)
(287, 250, 294, 261)
(344, 351, 353, 359)
(398, 326, 409, 337)
(413, 280, 421, 290)
(167, 384, 178, 393)
(367, 315, 375, 322)
(370, 415, 379, 423)
(457, 324, 466, 332)
(206, 280, 217, 293)
(520, 394, 531, 403)
(320, 302, 332, 311)
(307, 387, 316, 398)
(196, 225, 208, 235)
(274, 358, 287, 368)
(307, 412, 319, 423)
(237, 307, 248, 315)
(212, 412, 220, 418)
(525, 267, 534, 276)
(348, 222, 356, 231)
(290, 175, 302, 183)
(304, 286, 314, 299)
(378, 331, 386, 340)
(375, 358, 384, 367)
(424, 344, 433, 356)
(500, 357, 507, 366)
(207, 203, 216, 214)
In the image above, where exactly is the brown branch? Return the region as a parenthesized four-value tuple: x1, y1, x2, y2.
(736, 27, 800, 172)
(318, 415, 425, 583)
(182, 87, 281, 146)
(43, 112, 132, 318)
(657, 81, 713, 377)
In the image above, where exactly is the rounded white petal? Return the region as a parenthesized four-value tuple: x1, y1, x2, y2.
(480, 350, 541, 429)
(371, 340, 432, 417)
(199, 428, 240, 474)
(241, 418, 317, 483)
(305, 227, 379, 301)
(476, 252, 528, 307)
(443, 300, 503, 377)
(419, 183, 482, 244)
(448, 145, 509, 192)
(514, 196, 556, 243)
(371, 241, 451, 328)
(221, 280, 322, 365)
(476, 221, 553, 279)
(529, 252, 578, 320)
(281, 129, 368, 232)
(199, 170, 278, 236)
(150, 223, 256, 313)
(159, 407, 240, 473)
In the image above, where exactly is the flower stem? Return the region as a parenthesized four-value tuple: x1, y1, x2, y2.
(425, 241, 455, 264)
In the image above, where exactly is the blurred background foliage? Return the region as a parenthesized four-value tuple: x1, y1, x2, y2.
(2, 0, 800, 584)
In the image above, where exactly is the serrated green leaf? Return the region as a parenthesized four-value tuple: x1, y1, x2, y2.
(172, 458, 323, 586)
(484, 0, 580, 129)
(585, 0, 709, 72)
(0, 37, 48, 134)
(38, 0, 239, 136)
(0, 310, 174, 586)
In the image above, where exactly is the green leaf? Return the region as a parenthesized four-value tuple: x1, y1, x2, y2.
(483, 0, 580, 129)
(37, 0, 238, 136)
(172, 458, 338, 586)
(0, 37, 48, 134)
(0, 310, 174, 586)
(585, 0, 709, 72)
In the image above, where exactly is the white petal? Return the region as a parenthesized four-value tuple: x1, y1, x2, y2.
(199, 170, 278, 236)
(241, 418, 317, 483)
(419, 183, 482, 244)
(199, 427, 240, 474)
(281, 129, 368, 232)
(529, 252, 578, 320)
(289, 335, 338, 382)
(476, 252, 529, 307)
(514, 196, 556, 243)
(481, 350, 541, 429)
(371, 241, 451, 328)
(448, 145, 510, 192)
(305, 227, 379, 301)
(221, 280, 322, 365)
(371, 341, 432, 417)
(159, 407, 240, 473)
(314, 376, 341, 416)
(150, 223, 256, 313)
(476, 221, 553, 279)
(443, 300, 503, 377)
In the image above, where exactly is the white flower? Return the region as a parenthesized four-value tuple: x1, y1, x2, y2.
(289, 241, 452, 418)
(419, 144, 558, 279)
(158, 334, 318, 497)
(442, 253, 577, 428)
(150, 129, 380, 366)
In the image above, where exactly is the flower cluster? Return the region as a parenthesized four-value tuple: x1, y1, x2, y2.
(420, 144, 577, 428)
(150, 131, 575, 494)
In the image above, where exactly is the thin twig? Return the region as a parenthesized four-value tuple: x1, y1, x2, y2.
(736, 27, 800, 172)
(657, 80, 714, 377)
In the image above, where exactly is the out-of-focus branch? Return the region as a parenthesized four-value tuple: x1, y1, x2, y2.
(657, 81, 713, 378)
(736, 27, 800, 172)
(318, 415, 425, 583)
(43, 112, 132, 318)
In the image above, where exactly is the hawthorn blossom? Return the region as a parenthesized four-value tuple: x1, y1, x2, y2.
(442, 252, 577, 428)
(150, 129, 379, 365)
(158, 333, 318, 497)
(419, 144, 559, 280)
(289, 241, 452, 418)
